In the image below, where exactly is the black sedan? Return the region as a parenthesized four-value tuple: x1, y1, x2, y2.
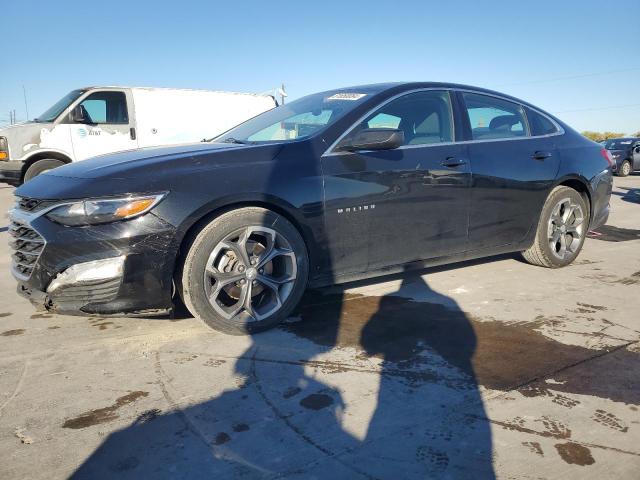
(10, 82, 613, 334)
(603, 137, 640, 176)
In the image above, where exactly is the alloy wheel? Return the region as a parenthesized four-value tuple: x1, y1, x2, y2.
(622, 162, 631, 176)
(547, 197, 585, 260)
(203, 226, 297, 322)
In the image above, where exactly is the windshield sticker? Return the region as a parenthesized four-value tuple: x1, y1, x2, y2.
(327, 93, 367, 101)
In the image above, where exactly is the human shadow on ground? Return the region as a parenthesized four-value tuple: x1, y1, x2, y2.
(71, 265, 494, 479)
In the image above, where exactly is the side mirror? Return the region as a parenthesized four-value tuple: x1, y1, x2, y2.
(339, 128, 404, 152)
(70, 105, 87, 123)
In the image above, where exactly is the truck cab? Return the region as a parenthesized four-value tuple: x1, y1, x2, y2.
(0, 86, 277, 185)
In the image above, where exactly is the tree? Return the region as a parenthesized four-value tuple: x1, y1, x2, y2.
(580, 131, 625, 142)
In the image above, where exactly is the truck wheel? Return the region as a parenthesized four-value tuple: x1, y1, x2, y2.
(522, 186, 589, 268)
(24, 159, 65, 181)
(617, 160, 631, 177)
(178, 207, 309, 335)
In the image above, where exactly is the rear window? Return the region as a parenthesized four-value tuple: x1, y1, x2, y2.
(527, 108, 558, 136)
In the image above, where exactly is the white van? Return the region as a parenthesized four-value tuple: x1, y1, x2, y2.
(0, 86, 277, 184)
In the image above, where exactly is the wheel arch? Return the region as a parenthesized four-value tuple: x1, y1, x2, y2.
(554, 175, 592, 222)
(21, 151, 72, 181)
(172, 195, 319, 281)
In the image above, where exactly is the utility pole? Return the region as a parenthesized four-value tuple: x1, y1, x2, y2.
(22, 85, 29, 120)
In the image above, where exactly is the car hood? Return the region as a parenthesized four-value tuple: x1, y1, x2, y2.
(16, 142, 284, 200)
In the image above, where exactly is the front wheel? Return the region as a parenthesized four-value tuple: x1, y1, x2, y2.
(617, 160, 631, 177)
(522, 186, 589, 268)
(24, 159, 65, 181)
(178, 207, 309, 335)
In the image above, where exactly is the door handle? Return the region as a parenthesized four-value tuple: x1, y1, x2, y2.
(441, 156, 467, 168)
(130, 127, 136, 140)
(532, 151, 552, 160)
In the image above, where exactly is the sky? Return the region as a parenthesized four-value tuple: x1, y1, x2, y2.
(1, 0, 639, 133)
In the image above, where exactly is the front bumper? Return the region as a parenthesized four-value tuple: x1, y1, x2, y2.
(10, 207, 178, 315)
(0, 160, 23, 185)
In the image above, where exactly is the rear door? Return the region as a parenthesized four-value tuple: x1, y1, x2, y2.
(321, 89, 471, 274)
(69, 89, 138, 161)
(460, 92, 560, 250)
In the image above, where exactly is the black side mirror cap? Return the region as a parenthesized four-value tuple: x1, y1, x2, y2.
(339, 128, 404, 152)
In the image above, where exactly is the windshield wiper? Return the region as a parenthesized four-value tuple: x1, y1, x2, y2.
(222, 137, 249, 144)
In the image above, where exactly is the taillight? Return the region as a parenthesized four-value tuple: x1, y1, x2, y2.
(600, 148, 613, 167)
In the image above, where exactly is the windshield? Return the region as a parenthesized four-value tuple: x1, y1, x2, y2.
(35, 89, 85, 122)
(213, 90, 370, 144)
(604, 139, 635, 150)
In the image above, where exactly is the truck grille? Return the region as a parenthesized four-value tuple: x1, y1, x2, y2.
(9, 221, 45, 279)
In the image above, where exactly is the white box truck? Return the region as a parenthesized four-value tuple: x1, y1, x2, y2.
(0, 86, 278, 184)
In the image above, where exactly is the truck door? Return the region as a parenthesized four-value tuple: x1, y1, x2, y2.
(69, 90, 138, 161)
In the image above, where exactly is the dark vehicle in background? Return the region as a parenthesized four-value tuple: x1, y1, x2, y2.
(604, 137, 640, 176)
(9, 82, 613, 334)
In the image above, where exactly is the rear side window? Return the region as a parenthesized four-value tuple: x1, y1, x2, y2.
(79, 91, 128, 124)
(462, 92, 528, 140)
(527, 108, 558, 136)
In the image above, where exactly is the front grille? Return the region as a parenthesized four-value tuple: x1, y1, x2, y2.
(8, 220, 45, 279)
(16, 196, 57, 213)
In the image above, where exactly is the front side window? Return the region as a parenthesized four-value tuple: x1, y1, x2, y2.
(339, 90, 454, 148)
(215, 90, 370, 144)
(463, 92, 528, 140)
(78, 91, 128, 124)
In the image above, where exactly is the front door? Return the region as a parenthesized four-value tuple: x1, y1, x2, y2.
(321, 90, 471, 277)
(633, 142, 640, 170)
(70, 90, 138, 161)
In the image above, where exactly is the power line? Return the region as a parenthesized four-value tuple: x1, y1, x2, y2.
(497, 67, 640, 87)
(553, 103, 640, 114)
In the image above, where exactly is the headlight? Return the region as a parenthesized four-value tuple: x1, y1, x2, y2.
(45, 193, 166, 226)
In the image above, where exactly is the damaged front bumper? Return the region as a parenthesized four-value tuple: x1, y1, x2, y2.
(10, 206, 179, 316)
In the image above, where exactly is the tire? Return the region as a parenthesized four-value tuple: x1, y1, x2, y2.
(178, 207, 309, 335)
(522, 186, 589, 268)
(24, 159, 65, 181)
(617, 160, 631, 177)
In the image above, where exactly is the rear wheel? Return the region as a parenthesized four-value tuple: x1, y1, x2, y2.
(618, 160, 631, 177)
(522, 186, 589, 268)
(178, 207, 308, 334)
(24, 159, 65, 181)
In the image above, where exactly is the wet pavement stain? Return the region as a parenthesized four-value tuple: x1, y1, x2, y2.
(30, 313, 52, 319)
(591, 410, 628, 432)
(283, 386, 301, 399)
(554, 442, 595, 466)
(135, 409, 161, 424)
(48, 326, 61, 330)
(92, 321, 115, 331)
(1, 329, 25, 336)
(214, 432, 231, 445)
(522, 441, 544, 456)
(299, 393, 334, 410)
(285, 293, 640, 403)
(233, 423, 249, 432)
(588, 225, 640, 242)
(0, 312, 11, 318)
(62, 391, 149, 429)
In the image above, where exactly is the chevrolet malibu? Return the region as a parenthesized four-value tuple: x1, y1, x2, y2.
(10, 82, 613, 334)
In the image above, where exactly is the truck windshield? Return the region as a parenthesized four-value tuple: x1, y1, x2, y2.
(34, 89, 86, 123)
(213, 90, 370, 144)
